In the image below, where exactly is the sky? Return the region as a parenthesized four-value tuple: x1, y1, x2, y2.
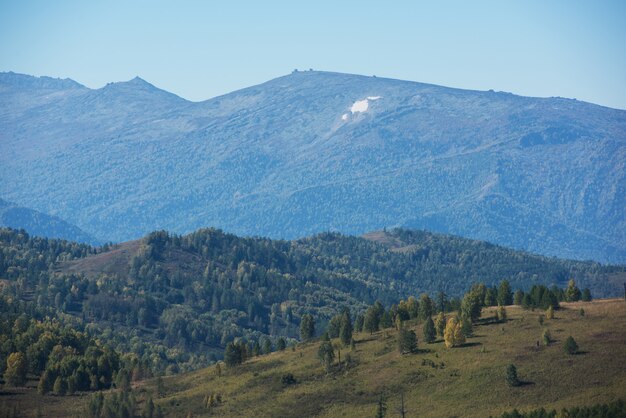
(1, 0, 625, 109)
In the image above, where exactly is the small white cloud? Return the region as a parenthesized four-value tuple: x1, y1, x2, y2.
(341, 113, 349, 121)
(367, 96, 382, 100)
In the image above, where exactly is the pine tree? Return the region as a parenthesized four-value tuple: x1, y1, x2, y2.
(506, 364, 520, 387)
(418, 294, 433, 321)
(565, 279, 581, 302)
(514, 290, 524, 306)
(355, 314, 365, 333)
(224, 342, 243, 367)
(261, 338, 272, 355)
(581, 288, 592, 302)
(300, 314, 315, 341)
(317, 341, 335, 372)
(435, 312, 446, 337)
(542, 329, 551, 346)
(380, 311, 393, 329)
(423, 316, 436, 343)
(364, 307, 380, 334)
(339, 310, 353, 347)
(564, 336, 578, 355)
(498, 280, 513, 306)
(397, 328, 417, 354)
(461, 288, 483, 323)
(460, 317, 473, 338)
(277, 337, 287, 351)
(546, 305, 554, 320)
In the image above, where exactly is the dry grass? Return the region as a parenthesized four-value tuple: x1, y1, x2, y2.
(4, 299, 626, 417)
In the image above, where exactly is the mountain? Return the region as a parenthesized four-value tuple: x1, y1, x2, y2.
(1, 70, 624, 263)
(0, 198, 100, 244)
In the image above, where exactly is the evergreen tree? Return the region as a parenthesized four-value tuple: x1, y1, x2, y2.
(4, 352, 27, 387)
(277, 337, 287, 351)
(461, 287, 483, 323)
(317, 341, 335, 372)
(581, 288, 592, 302)
(460, 317, 473, 338)
(542, 329, 551, 346)
(423, 316, 436, 343)
(300, 314, 315, 341)
(355, 313, 365, 333)
(513, 290, 524, 306)
(364, 306, 380, 334)
(498, 280, 513, 306)
(506, 364, 520, 387)
(484, 286, 498, 307)
(565, 279, 581, 302)
(564, 336, 578, 355)
(261, 338, 272, 355)
(418, 293, 433, 321)
(224, 342, 243, 367)
(339, 311, 353, 347)
(397, 328, 418, 354)
(435, 312, 446, 337)
(327, 315, 342, 338)
(379, 311, 393, 329)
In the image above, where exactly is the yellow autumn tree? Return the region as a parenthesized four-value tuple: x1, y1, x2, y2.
(444, 317, 466, 348)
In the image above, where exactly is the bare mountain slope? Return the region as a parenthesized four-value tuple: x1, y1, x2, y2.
(1, 70, 624, 262)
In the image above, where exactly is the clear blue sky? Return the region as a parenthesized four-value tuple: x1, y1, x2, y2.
(1, 0, 625, 109)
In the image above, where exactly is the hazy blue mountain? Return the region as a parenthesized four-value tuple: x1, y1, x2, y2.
(0, 70, 624, 263)
(0, 198, 99, 244)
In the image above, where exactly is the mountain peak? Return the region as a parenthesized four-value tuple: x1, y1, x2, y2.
(0, 71, 85, 90)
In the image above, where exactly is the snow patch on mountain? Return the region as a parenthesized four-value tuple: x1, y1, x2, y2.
(345, 96, 382, 120)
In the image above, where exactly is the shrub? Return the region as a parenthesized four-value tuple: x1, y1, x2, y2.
(281, 373, 297, 385)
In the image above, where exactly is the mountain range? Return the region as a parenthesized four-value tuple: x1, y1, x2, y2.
(0, 198, 99, 244)
(0, 70, 624, 263)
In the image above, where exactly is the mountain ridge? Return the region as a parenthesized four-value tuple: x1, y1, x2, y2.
(1, 70, 624, 263)
(0, 198, 100, 245)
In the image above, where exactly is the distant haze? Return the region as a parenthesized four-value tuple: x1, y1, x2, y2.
(0, 1, 625, 109)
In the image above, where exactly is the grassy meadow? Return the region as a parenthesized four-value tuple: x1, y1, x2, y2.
(3, 299, 626, 417)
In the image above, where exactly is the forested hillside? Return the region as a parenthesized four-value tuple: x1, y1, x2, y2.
(0, 226, 623, 381)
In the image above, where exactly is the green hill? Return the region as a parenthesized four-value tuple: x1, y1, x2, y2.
(4, 299, 625, 417)
(0, 226, 624, 379)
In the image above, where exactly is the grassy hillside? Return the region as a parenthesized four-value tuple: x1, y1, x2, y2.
(4, 298, 625, 417)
